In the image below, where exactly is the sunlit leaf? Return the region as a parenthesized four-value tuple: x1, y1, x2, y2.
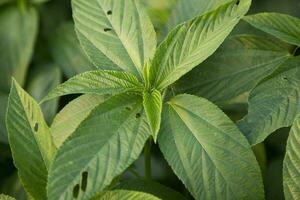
(149, 0, 251, 90)
(47, 94, 151, 200)
(159, 94, 264, 200)
(72, 0, 157, 78)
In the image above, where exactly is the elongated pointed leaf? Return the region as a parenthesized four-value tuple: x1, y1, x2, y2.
(244, 13, 300, 46)
(50, 23, 94, 78)
(149, 0, 251, 90)
(72, 0, 157, 77)
(175, 35, 292, 103)
(42, 70, 143, 102)
(143, 89, 162, 142)
(283, 116, 300, 200)
(6, 80, 56, 200)
(0, 6, 38, 92)
(92, 190, 160, 200)
(166, 0, 231, 31)
(159, 94, 264, 200)
(116, 179, 187, 200)
(47, 94, 151, 200)
(51, 94, 107, 148)
(238, 57, 300, 145)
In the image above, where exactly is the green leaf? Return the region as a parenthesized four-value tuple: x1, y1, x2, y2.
(238, 57, 300, 145)
(51, 94, 108, 148)
(72, 0, 157, 78)
(283, 116, 300, 200)
(50, 22, 95, 78)
(244, 13, 300, 46)
(159, 94, 264, 200)
(6, 80, 56, 200)
(0, 6, 38, 93)
(92, 190, 160, 200)
(42, 70, 143, 102)
(47, 94, 151, 200)
(166, 0, 231, 31)
(0, 194, 16, 200)
(116, 179, 186, 200)
(26, 64, 62, 124)
(174, 35, 292, 103)
(149, 0, 251, 90)
(0, 93, 8, 143)
(143, 89, 162, 142)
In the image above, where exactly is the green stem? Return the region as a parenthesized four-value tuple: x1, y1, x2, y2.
(144, 138, 152, 180)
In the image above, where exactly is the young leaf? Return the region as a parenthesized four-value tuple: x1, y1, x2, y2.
(149, 0, 251, 90)
(50, 22, 95, 78)
(174, 35, 292, 103)
(238, 57, 300, 145)
(91, 190, 160, 200)
(166, 0, 231, 31)
(116, 179, 187, 200)
(51, 94, 108, 148)
(72, 0, 157, 77)
(0, 6, 38, 93)
(283, 116, 300, 200)
(143, 89, 162, 142)
(42, 70, 143, 102)
(159, 94, 264, 200)
(244, 13, 300, 46)
(47, 94, 151, 200)
(6, 80, 56, 200)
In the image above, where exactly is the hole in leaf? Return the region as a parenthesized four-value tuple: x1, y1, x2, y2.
(104, 28, 112, 32)
(81, 171, 88, 191)
(236, 0, 240, 5)
(136, 113, 141, 118)
(34, 123, 38, 132)
(73, 184, 80, 198)
(283, 77, 288, 80)
(107, 10, 112, 15)
(125, 107, 132, 111)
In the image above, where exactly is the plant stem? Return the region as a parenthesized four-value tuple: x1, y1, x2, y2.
(144, 138, 152, 180)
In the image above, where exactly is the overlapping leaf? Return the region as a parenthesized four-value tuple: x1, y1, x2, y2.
(6, 80, 56, 200)
(72, 0, 157, 77)
(50, 23, 95, 78)
(51, 94, 107, 147)
(0, 6, 38, 93)
(159, 94, 264, 200)
(143, 89, 162, 142)
(238, 57, 300, 145)
(174, 35, 292, 103)
(283, 116, 300, 200)
(42, 70, 143, 102)
(244, 13, 300, 46)
(47, 94, 151, 200)
(149, 0, 251, 90)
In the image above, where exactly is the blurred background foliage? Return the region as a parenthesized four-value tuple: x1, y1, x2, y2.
(0, 0, 299, 199)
